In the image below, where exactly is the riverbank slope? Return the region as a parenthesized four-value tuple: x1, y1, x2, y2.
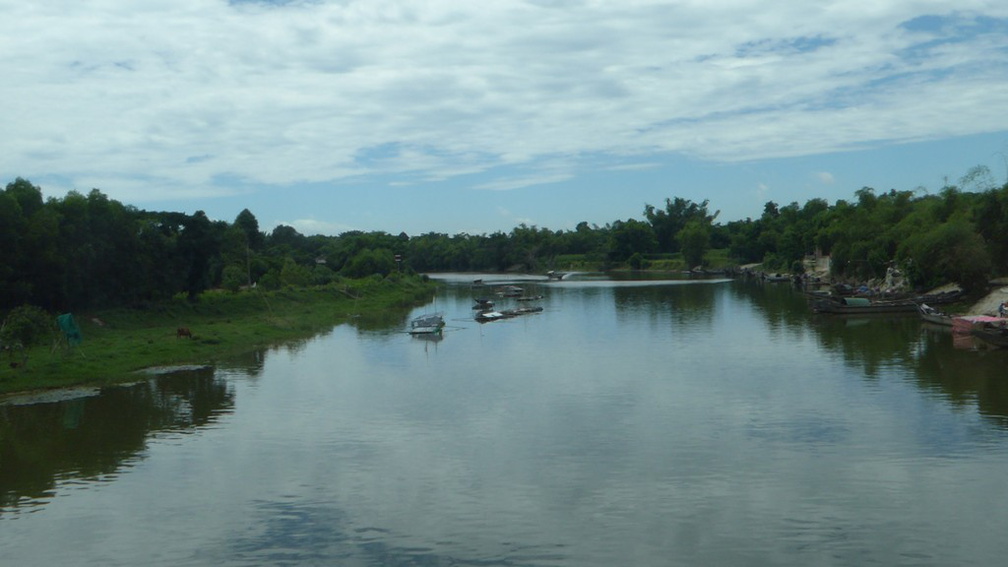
(968, 279, 1008, 315)
(1, 276, 436, 396)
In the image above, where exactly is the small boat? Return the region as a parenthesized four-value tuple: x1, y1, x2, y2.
(475, 305, 543, 322)
(473, 298, 495, 310)
(546, 270, 566, 280)
(811, 288, 964, 315)
(409, 313, 445, 335)
(516, 295, 544, 302)
(810, 296, 918, 314)
(501, 306, 543, 317)
(475, 310, 506, 323)
(952, 315, 1004, 334)
(496, 285, 524, 297)
(918, 303, 952, 326)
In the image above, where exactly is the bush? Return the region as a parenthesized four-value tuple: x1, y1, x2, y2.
(1, 304, 54, 365)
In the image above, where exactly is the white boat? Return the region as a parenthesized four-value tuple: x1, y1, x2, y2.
(918, 303, 952, 326)
(409, 313, 445, 335)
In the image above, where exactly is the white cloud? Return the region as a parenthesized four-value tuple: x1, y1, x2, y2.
(3, 1, 1008, 203)
(279, 218, 359, 236)
(817, 172, 836, 185)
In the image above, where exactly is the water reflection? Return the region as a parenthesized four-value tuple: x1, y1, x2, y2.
(0, 366, 234, 511)
(6, 276, 1008, 566)
(912, 326, 1008, 426)
(612, 280, 720, 329)
(811, 315, 922, 377)
(219, 497, 567, 566)
(727, 279, 811, 330)
(217, 347, 267, 378)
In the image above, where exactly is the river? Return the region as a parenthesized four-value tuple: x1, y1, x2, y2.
(3, 274, 1008, 566)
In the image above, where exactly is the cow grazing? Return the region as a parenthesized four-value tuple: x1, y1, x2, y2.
(176, 327, 193, 339)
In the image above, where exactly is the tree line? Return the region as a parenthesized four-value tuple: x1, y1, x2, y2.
(2, 170, 1007, 313)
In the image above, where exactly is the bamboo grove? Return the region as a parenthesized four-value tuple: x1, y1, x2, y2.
(3, 171, 1008, 313)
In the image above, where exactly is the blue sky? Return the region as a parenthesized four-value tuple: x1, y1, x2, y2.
(3, 1, 1008, 236)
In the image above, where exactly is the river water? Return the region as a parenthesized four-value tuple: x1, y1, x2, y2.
(3, 274, 1008, 566)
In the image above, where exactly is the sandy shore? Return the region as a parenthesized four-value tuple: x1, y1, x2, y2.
(969, 282, 1008, 316)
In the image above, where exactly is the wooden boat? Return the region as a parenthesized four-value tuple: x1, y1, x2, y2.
(475, 305, 543, 323)
(811, 289, 963, 315)
(409, 313, 445, 335)
(496, 285, 524, 297)
(918, 303, 952, 326)
(472, 298, 494, 310)
(810, 296, 918, 314)
(952, 315, 1003, 334)
(501, 306, 543, 317)
(475, 310, 506, 323)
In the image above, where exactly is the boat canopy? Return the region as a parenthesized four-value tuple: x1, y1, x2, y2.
(841, 297, 871, 307)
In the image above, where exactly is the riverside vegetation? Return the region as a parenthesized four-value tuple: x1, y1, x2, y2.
(0, 275, 436, 395)
(4, 166, 1008, 392)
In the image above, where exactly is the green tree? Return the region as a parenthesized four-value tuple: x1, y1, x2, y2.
(644, 197, 718, 253)
(1, 304, 53, 366)
(178, 211, 221, 300)
(898, 219, 990, 293)
(279, 257, 312, 287)
(234, 208, 264, 250)
(221, 265, 246, 292)
(608, 219, 657, 262)
(678, 219, 710, 268)
(343, 248, 396, 278)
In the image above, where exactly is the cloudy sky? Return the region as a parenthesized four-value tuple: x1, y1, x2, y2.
(3, 1, 1008, 236)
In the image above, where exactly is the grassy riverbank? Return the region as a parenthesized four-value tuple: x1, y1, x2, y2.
(0, 275, 437, 396)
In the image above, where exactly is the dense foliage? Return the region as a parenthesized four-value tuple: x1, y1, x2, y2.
(2, 171, 1007, 315)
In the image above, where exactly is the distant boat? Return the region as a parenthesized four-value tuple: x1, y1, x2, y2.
(475, 305, 543, 323)
(409, 313, 445, 335)
(496, 285, 524, 297)
(475, 310, 506, 323)
(501, 306, 543, 317)
(810, 296, 918, 314)
(473, 298, 494, 310)
(810, 289, 963, 315)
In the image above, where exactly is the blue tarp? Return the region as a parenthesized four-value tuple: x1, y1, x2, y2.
(57, 313, 83, 347)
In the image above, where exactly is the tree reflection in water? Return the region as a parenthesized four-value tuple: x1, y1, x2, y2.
(0, 366, 234, 510)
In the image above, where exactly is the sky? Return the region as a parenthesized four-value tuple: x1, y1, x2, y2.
(3, 1, 1008, 237)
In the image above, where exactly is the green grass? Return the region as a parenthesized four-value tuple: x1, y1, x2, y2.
(0, 275, 436, 395)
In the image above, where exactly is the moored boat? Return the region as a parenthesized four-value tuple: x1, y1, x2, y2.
(811, 288, 963, 315)
(811, 296, 918, 314)
(952, 315, 1003, 334)
(918, 303, 952, 326)
(496, 285, 524, 297)
(409, 313, 445, 335)
(473, 297, 494, 310)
